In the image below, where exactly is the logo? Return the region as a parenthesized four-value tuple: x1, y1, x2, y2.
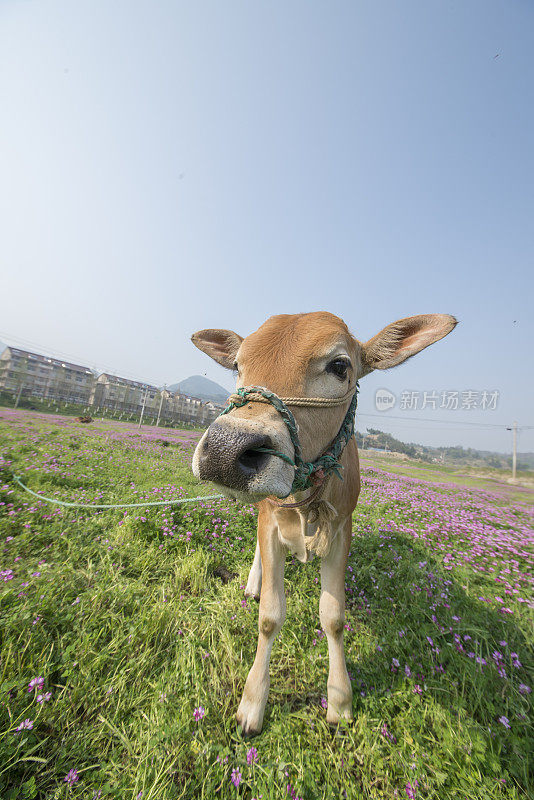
(375, 388, 396, 411)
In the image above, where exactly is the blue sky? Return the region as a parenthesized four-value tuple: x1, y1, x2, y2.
(1, 1, 532, 452)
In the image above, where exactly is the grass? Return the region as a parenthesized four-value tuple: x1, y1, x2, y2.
(0, 407, 533, 800)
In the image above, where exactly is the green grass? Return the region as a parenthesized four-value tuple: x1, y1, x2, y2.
(0, 409, 532, 800)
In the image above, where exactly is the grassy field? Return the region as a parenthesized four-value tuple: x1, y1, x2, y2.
(0, 408, 532, 800)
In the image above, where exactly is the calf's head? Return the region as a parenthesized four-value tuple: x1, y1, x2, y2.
(191, 312, 456, 501)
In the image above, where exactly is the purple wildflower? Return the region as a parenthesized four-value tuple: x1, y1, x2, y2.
(193, 706, 205, 721)
(519, 683, 531, 694)
(498, 716, 510, 729)
(28, 676, 44, 693)
(64, 769, 79, 785)
(231, 768, 242, 788)
(15, 718, 34, 733)
(246, 746, 258, 765)
(405, 779, 419, 798)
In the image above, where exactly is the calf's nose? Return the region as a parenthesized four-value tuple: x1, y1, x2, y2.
(197, 423, 274, 490)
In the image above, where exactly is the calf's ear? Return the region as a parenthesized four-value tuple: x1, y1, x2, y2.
(360, 314, 457, 375)
(191, 329, 243, 369)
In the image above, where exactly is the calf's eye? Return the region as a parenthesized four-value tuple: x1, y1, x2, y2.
(326, 358, 350, 380)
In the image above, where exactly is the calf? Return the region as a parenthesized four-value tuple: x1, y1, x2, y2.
(191, 311, 456, 735)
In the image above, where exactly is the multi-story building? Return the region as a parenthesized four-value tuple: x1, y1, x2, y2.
(90, 374, 160, 415)
(157, 390, 222, 426)
(0, 347, 95, 404)
(0, 347, 224, 427)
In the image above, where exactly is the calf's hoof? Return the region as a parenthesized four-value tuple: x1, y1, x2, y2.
(326, 704, 353, 726)
(236, 699, 264, 737)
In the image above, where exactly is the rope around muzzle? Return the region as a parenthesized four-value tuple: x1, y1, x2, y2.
(218, 382, 359, 496)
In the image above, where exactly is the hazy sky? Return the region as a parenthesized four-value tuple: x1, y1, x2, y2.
(1, 1, 533, 453)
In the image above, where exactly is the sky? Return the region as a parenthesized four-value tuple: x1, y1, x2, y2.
(1, 1, 533, 453)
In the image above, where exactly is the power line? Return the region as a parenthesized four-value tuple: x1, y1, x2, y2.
(356, 411, 532, 430)
(0, 329, 162, 389)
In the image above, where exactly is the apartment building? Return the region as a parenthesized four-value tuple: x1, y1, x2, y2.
(91, 374, 160, 414)
(0, 347, 95, 404)
(0, 347, 223, 426)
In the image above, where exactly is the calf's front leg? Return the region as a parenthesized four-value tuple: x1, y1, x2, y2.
(236, 510, 285, 735)
(320, 517, 353, 724)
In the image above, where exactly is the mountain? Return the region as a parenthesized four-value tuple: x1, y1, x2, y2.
(168, 375, 231, 404)
(0, 341, 6, 354)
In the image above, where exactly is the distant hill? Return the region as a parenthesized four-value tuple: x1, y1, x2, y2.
(0, 341, 6, 354)
(168, 375, 230, 404)
(358, 428, 533, 472)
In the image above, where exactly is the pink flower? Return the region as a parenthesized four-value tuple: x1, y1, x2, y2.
(193, 706, 205, 721)
(413, 685, 422, 695)
(36, 692, 52, 703)
(231, 768, 242, 788)
(246, 746, 258, 765)
(28, 676, 44, 693)
(15, 718, 34, 733)
(64, 769, 79, 785)
(405, 779, 419, 798)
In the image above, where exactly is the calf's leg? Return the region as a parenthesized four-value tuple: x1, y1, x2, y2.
(320, 517, 353, 724)
(245, 538, 262, 600)
(236, 512, 285, 735)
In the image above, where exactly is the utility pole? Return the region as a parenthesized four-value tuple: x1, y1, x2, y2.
(156, 385, 166, 427)
(506, 421, 518, 481)
(138, 386, 148, 429)
(512, 421, 517, 481)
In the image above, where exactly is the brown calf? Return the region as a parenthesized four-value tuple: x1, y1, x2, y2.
(192, 311, 456, 735)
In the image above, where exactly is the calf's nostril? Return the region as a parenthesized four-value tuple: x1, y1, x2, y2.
(237, 436, 273, 476)
(238, 449, 267, 473)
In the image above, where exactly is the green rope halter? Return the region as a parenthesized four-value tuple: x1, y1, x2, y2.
(218, 382, 359, 496)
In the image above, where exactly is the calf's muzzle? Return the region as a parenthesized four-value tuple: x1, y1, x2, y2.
(196, 422, 273, 490)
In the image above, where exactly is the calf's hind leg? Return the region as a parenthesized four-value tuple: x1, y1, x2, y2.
(245, 538, 262, 600)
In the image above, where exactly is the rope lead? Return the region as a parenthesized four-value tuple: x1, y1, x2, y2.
(10, 474, 225, 509)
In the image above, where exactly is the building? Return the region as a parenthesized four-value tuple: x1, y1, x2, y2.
(91, 376, 222, 426)
(0, 346, 224, 427)
(0, 347, 95, 404)
(155, 389, 222, 426)
(90, 374, 160, 415)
